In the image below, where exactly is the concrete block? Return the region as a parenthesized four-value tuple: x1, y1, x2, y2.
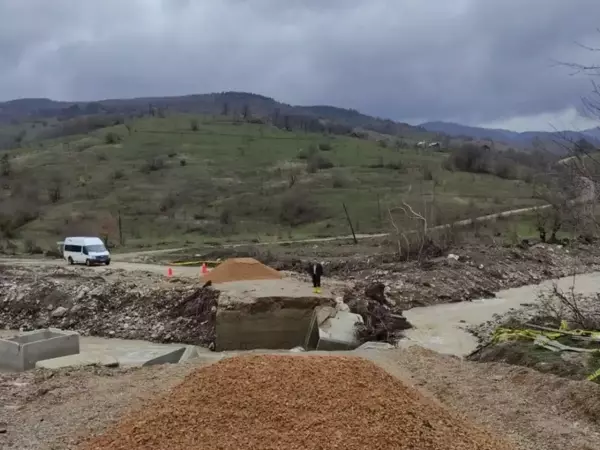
(216, 307, 317, 351)
(0, 328, 80, 372)
(304, 308, 363, 351)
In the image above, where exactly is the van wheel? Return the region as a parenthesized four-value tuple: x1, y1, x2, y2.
(68, 257, 74, 265)
(105, 261, 110, 266)
(85, 259, 91, 267)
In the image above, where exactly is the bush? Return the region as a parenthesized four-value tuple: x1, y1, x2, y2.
(219, 208, 232, 225)
(318, 142, 333, 151)
(278, 190, 320, 226)
(307, 153, 334, 173)
(141, 157, 165, 173)
(24, 239, 43, 254)
(190, 119, 199, 131)
(180, 159, 187, 166)
(446, 144, 490, 174)
(105, 132, 121, 144)
(331, 170, 350, 188)
(297, 145, 318, 160)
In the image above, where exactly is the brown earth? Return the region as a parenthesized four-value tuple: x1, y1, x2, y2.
(203, 257, 283, 284)
(80, 355, 514, 450)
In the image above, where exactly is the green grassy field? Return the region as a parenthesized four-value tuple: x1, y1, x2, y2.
(0, 114, 542, 251)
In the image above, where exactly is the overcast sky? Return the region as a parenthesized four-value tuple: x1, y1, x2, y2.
(1, 0, 600, 131)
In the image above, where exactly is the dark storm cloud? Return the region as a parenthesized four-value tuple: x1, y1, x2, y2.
(1, 0, 599, 126)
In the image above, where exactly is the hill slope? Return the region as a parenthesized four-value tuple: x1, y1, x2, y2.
(0, 113, 540, 251)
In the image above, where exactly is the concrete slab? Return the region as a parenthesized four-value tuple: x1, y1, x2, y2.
(305, 307, 363, 351)
(36, 354, 118, 369)
(0, 329, 80, 372)
(215, 278, 335, 351)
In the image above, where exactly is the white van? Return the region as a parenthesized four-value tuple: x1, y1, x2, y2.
(63, 237, 111, 266)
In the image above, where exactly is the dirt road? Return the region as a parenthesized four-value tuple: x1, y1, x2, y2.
(0, 258, 203, 278)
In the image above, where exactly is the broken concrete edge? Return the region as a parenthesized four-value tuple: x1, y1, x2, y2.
(217, 295, 335, 313)
(142, 347, 187, 367)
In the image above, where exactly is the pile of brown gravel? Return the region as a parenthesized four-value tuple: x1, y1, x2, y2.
(81, 355, 515, 450)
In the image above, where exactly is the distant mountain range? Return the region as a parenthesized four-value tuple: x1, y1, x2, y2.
(420, 121, 600, 152)
(0, 92, 424, 138)
(2, 92, 598, 154)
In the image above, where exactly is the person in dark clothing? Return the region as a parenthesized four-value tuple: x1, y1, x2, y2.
(308, 262, 324, 293)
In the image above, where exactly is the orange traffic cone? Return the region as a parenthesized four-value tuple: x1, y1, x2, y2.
(167, 267, 173, 277)
(201, 263, 208, 275)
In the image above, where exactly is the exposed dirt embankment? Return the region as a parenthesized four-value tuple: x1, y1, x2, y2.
(342, 242, 600, 309)
(0, 266, 218, 345)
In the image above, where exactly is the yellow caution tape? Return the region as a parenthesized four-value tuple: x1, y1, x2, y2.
(169, 260, 221, 267)
(588, 368, 600, 382)
(560, 320, 569, 331)
(492, 327, 561, 343)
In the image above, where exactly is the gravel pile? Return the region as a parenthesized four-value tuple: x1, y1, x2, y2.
(81, 355, 514, 450)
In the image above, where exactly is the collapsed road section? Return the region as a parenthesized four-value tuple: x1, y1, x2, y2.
(0, 258, 411, 366)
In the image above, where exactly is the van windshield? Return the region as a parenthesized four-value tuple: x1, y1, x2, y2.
(86, 245, 107, 253)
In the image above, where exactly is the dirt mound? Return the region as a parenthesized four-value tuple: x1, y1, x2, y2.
(81, 355, 514, 450)
(204, 257, 282, 284)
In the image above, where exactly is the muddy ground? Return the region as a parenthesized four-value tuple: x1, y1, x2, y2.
(1, 348, 599, 450)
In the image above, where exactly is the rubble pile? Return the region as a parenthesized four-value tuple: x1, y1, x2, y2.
(0, 267, 218, 346)
(81, 355, 514, 450)
(344, 281, 412, 343)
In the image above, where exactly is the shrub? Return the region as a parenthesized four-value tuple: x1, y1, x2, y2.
(190, 119, 199, 131)
(219, 208, 232, 225)
(278, 190, 320, 226)
(318, 142, 333, 151)
(141, 157, 165, 173)
(307, 153, 334, 173)
(297, 145, 318, 160)
(105, 132, 121, 144)
(331, 170, 350, 188)
(446, 144, 490, 173)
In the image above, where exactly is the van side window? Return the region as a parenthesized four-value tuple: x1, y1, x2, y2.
(64, 245, 82, 252)
(83, 247, 88, 255)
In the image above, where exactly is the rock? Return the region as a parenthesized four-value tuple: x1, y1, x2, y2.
(51, 306, 68, 318)
(0, 422, 6, 434)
